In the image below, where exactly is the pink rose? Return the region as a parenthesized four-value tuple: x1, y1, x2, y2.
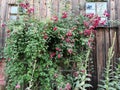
(67, 49, 73, 54)
(56, 48, 61, 51)
(58, 54, 61, 59)
(64, 83, 71, 90)
(66, 31, 72, 37)
(51, 16, 58, 22)
(15, 84, 20, 89)
(104, 10, 110, 17)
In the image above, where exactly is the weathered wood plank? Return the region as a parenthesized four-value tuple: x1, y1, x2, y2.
(33, 0, 41, 19)
(40, 0, 47, 19)
(52, 0, 59, 15)
(96, 29, 104, 82)
(79, 0, 86, 14)
(105, 28, 110, 66)
(116, 0, 120, 57)
(109, 0, 116, 26)
(72, 0, 80, 15)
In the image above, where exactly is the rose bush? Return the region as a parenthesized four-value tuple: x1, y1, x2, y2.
(4, 2, 104, 90)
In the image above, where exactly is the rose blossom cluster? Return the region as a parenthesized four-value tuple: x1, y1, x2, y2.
(84, 11, 109, 36)
(19, 2, 34, 14)
(83, 11, 109, 48)
(49, 12, 74, 59)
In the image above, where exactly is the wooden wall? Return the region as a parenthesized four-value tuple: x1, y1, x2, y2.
(0, 0, 120, 90)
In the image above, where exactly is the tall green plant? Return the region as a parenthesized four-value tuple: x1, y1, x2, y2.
(73, 49, 92, 90)
(97, 33, 118, 90)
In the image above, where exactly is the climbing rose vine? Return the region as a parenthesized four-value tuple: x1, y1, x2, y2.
(4, 2, 107, 90)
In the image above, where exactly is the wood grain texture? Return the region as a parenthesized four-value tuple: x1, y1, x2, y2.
(40, 0, 47, 19)
(116, 0, 120, 57)
(96, 28, 104, 82)
(52, 0, 59, 15)
(72, 0, 80, 15)
(79, 0, 86, 14)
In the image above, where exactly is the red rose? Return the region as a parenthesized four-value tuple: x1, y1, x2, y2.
(50, 52, 56, 58)
(83, 21, 89, 27)
(86, 13, 94, 18)
(66, 31, 72, 37)
(62, 12, 67, 18)
(104, 10, 110, 17)
(43, 34, 48, 40)
(7, 30, 10, 33)
(19, 3, 27, 9)
(56, 48, 60, 51)
(65, 38, 70, 43)
(25, 3, 30, 8)
(53, 27, 57, 31)
(1, 23, 6, 28)
(84, 29, 92, 36)
(27, 8, 34, 14)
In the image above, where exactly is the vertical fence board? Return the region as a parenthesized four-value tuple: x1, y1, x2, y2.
(72, 0, 80, 15)
(34, 0, 40, 19)
(40, 0, 47, 19)
(96, 29, 104, 82)
(109, 0, 116, 25)
(79, 0, 86, 14)
(117, 0, 120, 57)
(105, 28, 110, 64)
(46, 0, 52, 18)
(52, 0, 59, 15)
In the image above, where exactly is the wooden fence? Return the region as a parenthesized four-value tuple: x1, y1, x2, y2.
(0, 0, 120, 90)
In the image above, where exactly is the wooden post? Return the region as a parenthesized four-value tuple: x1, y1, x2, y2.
(117, 0, 120, 57)
(96, 28, 105, 83)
